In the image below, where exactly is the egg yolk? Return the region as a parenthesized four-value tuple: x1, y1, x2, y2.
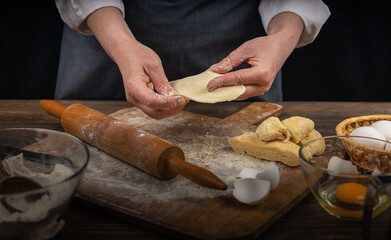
(335, 182, 367, 205)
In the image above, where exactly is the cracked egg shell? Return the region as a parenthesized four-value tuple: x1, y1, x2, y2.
(232, 178, 270, 205)
(239, 168, 262, 179)
(327, 156, 358, 175)
(255, 164, 280, 190)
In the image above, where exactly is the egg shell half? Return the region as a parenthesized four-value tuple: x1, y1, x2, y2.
(327, 156, 358, 175)
(232, 178, 271, 205)
(256, 164, 280, 190)
(372, 167, 381, 175)
(239, 168, 262, 179)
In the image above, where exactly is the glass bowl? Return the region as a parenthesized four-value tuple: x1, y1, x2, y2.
(299, 135, 391, 221)
(0, 128, 89, 239)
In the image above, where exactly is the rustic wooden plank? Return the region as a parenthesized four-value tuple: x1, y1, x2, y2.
(223, 102, 283, 126)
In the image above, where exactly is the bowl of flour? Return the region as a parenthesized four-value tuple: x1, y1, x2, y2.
(0, 128, 89, 239)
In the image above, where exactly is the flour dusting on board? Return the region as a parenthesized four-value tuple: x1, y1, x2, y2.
(80, 108, 278, 203)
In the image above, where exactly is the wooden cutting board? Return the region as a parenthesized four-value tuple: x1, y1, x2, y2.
(76, 102, 309, 239)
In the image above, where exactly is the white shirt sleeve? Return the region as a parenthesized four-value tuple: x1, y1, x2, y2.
(55, 0, 125, 35)
(259, 0, 330, 48)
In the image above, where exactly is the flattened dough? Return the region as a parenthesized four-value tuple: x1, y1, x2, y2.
(170, 69, 245, 103)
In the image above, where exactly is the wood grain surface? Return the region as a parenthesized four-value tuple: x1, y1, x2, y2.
(1, 100, 391, 240)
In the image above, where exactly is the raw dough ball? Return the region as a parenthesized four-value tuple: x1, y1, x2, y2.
(229, 115, 324, 167)
(170, 69, 245, 103)
(256, 117, 291, 142)
(299, 130, 325, 160)
(282, 116, 314, 144)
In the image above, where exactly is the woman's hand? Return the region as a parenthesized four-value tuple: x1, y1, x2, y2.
(208, 12, 304, 100)
(87, 7, 186, 119)
(116, 38, 186, 119)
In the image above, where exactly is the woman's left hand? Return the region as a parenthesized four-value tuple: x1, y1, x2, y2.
(207, 12, 304, 100)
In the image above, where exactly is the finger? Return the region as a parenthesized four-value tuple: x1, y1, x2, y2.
(146, 82, 154, 91)
(130, 80, 186, 109)
(136, 100, 187, 119)
(207, 67, 261, 92)
(143, 61, 175, 96)
(235, 84, 267, 101)
(158, 81, 176, 96)
(210, 45, 249, 73)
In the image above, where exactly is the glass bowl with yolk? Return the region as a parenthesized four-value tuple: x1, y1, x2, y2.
(299, 135, 391, 220)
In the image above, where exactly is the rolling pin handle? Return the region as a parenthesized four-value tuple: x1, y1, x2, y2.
(167, 156, 227, 190)
(40, 100, 66, 119)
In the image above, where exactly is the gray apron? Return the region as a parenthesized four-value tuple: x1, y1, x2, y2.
(55, 0, 282, 101)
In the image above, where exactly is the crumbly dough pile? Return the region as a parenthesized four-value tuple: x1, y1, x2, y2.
(229, 116, 325, 166)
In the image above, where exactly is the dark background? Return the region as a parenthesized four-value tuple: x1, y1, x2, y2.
(1, 1, 390, 101)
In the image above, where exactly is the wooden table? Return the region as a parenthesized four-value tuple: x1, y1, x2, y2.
(1, 100, 390, 240)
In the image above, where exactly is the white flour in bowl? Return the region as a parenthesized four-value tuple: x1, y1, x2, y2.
(0, 154, 75, 223)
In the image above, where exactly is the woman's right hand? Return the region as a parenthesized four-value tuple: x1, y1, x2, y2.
(117, 39, 187, 119)
(87, 6, 186, 119)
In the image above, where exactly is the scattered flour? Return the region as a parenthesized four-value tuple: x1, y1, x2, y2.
(79, 108, 279, 204)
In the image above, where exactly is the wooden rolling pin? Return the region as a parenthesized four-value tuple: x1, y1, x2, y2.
(40, 100, 227, 190)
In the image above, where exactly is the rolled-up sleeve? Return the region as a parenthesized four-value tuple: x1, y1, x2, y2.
(55, 0, 125, 35)
(259, 0, 330, 48)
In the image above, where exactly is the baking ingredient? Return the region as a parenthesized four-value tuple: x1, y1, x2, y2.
(299, 130, 325, 160)
(234, 163, 279, 205)
(83, 106, 276, 203)
(371, 120, 391, 141)
(170, 69, 245, 103)
(232, 178, 270, 205)
(229, 132, 301, 166)
(327, 156, 358, 175)
(255, 164, 280, 190)
(371, 120, 391, 150)
(327, 156, 367, 204)
(372, 167, 381, 175)
(350, 126, 386, 150)
(281, 116, 314, 144)
(229, 116, 324, 166)
(256, 117, 290, 142)
(239, 168, 262, 179)
(335, 182, 367, 205)
(0, 154, 75, 223)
